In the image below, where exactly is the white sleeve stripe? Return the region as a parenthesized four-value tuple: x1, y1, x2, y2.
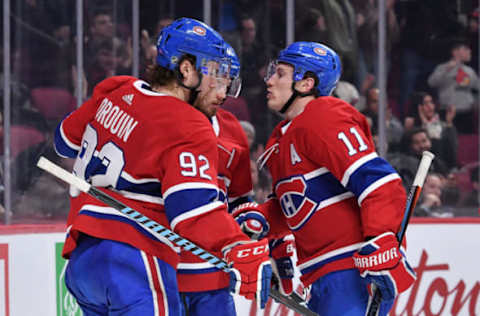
(121, 171, 160, 183)
(117, 190, 164, 205)
(341, 152, 378, 187)
(304, 167, 329, 180)
(316, 192, 354, 211)
(177, 262, 216, 269)
(357, 173, 401, 206)
(297, 242, 364, 270)
(80, 204, 180, 252)
(170, 201, 224, 231)
(163, 182, 219, 199)
(60, 122, 81, 151)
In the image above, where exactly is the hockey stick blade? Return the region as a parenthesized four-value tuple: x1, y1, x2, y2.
(36, 157, 317, 316)
(366, 151, 434, 316)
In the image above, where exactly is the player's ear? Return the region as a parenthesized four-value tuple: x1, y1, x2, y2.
(178, 59, 196, 83)
(296, 77, 315, 94)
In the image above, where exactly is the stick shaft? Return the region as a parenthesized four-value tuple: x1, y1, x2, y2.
(366, 151, 434, 316)
(37, 157, 318, 316)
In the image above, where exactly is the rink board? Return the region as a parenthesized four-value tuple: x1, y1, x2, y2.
(0, 219, 479, 316)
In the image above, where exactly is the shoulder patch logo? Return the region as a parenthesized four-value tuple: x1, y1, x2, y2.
(122, 94, 134, 105)
(290, 143, 302, 165)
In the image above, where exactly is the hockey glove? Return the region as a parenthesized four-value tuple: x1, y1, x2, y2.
(224, 239, 273, 309)
(353, 232, 416, 301)
(232, 202, 270, 240)
(270, 237, 295, 296)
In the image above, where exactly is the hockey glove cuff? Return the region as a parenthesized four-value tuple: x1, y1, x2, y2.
(224, 239, 273, 309)
(270, 237, 295, 296)
(353, 232, 416, 301)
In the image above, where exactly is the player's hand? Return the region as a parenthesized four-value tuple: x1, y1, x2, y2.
(224, 239, 272, 309)
(232, 202, 270, 240)
(353, 232, 416, 301)
(270, 237, 295, 296)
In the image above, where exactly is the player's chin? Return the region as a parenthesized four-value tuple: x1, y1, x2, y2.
(207, 106, 218, 117)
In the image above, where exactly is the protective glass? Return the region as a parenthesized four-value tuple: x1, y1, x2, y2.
(200, 58, 231, 93)
(264, 60, 278, 83)
(227, 77, 242, 98)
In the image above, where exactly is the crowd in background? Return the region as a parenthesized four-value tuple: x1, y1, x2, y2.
(1, 0, 480, 223)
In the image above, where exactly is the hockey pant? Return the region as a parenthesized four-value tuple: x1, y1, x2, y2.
(65, 234, 182, 316)
(180, 288, 236, 316)
(308, 269, 393, 316)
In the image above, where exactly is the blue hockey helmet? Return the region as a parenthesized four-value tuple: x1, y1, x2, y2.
(224, 43, 242, 97)
(156, 18, 228, 74)
(276, 42, 341, 96)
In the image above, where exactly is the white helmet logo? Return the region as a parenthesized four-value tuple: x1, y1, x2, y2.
(193, 26, 206, 36)
(313, 47, 327, 56)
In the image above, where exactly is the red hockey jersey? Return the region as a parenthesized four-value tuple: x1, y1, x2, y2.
(258, 96, 407, 286)
(177, 108, 253, 292)
(54, 76, 248, 269)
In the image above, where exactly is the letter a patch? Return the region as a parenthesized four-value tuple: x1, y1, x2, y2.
(290, 143, 302, 165)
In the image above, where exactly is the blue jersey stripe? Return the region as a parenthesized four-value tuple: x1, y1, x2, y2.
(177, 267, 220, 274)
(54, 124, 78, 158)
(300, 250, 357, 275)
(165, 188, 219, 223)
(346, 157, 398, 197)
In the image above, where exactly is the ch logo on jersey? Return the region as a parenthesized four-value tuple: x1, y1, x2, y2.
(275, 176, 318, 230)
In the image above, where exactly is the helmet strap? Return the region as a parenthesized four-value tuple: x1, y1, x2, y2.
(279, 82, 314, 114)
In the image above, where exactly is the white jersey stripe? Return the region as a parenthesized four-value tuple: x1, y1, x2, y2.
(163, 182, 219, 200)
(341, 152, 378, 186)
(80, 204, 180, 252)
(60, 122, 81, 151)
(177, 262, 216, 270)
(170, 201, 224, 231)
(297, 242, 364, 271)
(357, 173, 401, 206)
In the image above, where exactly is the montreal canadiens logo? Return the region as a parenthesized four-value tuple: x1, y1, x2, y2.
(276, 176, 318, 230)
(193, 26, 206, 36)
(313, 47, 327, 56)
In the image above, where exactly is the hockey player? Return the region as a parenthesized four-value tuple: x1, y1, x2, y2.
(54, 18, 272, 316)
(232, 42, 416, 316)
(178, 44, 295, 316)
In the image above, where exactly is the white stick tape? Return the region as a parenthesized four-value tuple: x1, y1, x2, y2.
(37, 156, 91, 193)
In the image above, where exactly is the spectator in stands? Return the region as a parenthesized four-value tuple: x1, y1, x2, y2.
(85, 9, 126, 72)
(414, 173, 453, 217)
(221, 96, 251, 122)
(361, 88, 404, 152)
(404, 91, 458, 170)
(352, 0, 399, 95)
(466, 8, 479, 73)
(427, 40, 479, 134)
(460, 165, 480, 208)
(239, 120, 256, 150)
(296, 0, 359, 84)
(86, 38, 131, 96)
(395, 0, 463, 117)
(391, 128, 449, 188)
(333, 80, 359, 107)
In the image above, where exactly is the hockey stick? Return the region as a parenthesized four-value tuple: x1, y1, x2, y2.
(36, 157, 318, 316)
(366, 151, 435, 316)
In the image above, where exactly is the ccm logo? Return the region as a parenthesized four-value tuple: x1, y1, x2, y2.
(237, 245, 269, 258)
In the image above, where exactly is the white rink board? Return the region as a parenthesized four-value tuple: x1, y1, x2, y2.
(0, 221, 479, 316)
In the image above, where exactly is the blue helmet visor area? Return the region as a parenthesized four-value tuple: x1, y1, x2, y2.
(200, 57, 232, 94)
